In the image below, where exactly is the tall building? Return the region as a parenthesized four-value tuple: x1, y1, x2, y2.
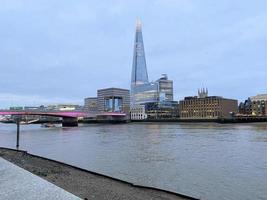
(131, 20, 155, 106)
(156, 74, 173, 101)
(97, 88, 130, 113)
(131, 19, 149, 87)
(130, 20, 174, 107)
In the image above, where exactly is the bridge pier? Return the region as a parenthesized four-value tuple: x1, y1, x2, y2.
(62, 117, 78, 127)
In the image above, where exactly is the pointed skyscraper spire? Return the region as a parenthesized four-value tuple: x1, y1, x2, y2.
(131, 19, 149, 86)
(136, 18, 142, 31)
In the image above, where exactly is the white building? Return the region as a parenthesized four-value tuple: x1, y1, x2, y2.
(250, 94, 267, 101)
(46, 104, 81, 111)
(130, 105, 147, 120)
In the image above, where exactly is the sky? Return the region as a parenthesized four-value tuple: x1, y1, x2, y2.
(0, 0, 267, 108)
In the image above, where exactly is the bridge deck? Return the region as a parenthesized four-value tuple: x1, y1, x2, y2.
(0, 110, 126, 118)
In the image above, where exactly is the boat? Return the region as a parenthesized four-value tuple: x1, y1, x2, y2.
(20, 119, 39, 125)
(41, 123, 56, 128)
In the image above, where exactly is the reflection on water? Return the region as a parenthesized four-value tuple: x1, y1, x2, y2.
(0, 122, 267, 200)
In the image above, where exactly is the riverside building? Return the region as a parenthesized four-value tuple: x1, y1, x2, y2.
(130, 105, 147, 120)
(157, 74, 173, 101)
(130, 19, 173, 107)
(129, 20, 177, 120)
(144, 101, 179, 119)
(97, 88, 130, 113)
(130, 19, 158, 106)
(179, 89, 238, 119)
(239, 94, 267, 116)
(46, 104, 82, 111)
(84, 97, 98, 111)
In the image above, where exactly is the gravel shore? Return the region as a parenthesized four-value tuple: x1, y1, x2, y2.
(0, 147, 198, 200)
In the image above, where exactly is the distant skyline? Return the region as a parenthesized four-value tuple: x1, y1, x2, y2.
(1, 0, 267, 108)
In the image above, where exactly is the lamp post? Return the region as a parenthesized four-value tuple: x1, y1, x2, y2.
(14, 116, 21, 150)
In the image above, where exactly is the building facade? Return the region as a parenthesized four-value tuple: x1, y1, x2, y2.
(179, 95, 238, 119)
(97, 88, 130, 113)
(130, 20, 174, 107)
(131, 82, 159, 105)
(130, 105, 147, 120)
(239, 98, 252, 115)
(156, 74, 173, 101)
(84, 97, 98, 111)
(24, 106, 45, 111)
(144, 101, 179, 119)
(239, 94, 267, 116)
(131, 19, 150, 106)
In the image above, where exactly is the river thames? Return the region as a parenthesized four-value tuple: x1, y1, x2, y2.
(0, 122, 266, 200)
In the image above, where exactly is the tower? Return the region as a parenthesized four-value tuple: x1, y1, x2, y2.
(131, 19, 149, 87)
(130, 20, 159, 107)
(198, 88, 208, 98)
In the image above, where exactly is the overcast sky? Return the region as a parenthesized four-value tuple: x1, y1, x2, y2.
(0, 0, 267, 108)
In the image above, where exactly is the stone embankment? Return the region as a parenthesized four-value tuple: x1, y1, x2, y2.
(0, 147, 199, 200)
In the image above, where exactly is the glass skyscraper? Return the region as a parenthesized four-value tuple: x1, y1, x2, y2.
(131, 20, 159, 106)
(131, 19, 149, 86)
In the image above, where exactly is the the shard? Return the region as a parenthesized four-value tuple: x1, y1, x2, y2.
(131, 19, 149, 86)
(131, 20, 159, 106)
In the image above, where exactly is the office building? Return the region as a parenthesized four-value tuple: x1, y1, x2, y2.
(131, 19, 150, 106)
(156, 74, 173, 101)
(179, 90, 238, 119)
(84, 97, 98, 111)
(97, 88, 130, 113)
(130, 20, 174, 107)
(239, 94, 267, 116)
(9, 107, 23, 111)
(239, 98, 252, 115)
(144, 101, 179, 119)
(131, 82, 159, 105)
(130, 105, 147, 120)
(131, 19, 149, 87)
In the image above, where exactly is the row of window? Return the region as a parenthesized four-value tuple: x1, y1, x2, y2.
(131, 113, 147, 119)
(181, 101, 220, 106)
(181, 112, 221, 118)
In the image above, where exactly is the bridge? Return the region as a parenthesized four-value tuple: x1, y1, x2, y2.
(0, 110, 126, 127)
(0, 110, 127, 149)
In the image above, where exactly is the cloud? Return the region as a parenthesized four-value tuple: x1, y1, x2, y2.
(0, 0, 267, 107)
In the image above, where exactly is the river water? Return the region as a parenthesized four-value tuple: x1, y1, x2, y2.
(0, 122, 266, 200)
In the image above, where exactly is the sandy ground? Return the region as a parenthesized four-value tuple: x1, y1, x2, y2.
(0, 148, 198, 200)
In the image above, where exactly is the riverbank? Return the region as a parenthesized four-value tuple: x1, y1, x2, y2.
(2, 115, 267, 125)
(0, 147, 198, 200)
(131, 116, 267, 123)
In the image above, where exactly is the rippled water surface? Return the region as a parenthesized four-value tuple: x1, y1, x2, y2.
(1, 122, 267, 200)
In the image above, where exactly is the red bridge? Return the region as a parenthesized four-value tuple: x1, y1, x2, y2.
(0, 110, 126, 127)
